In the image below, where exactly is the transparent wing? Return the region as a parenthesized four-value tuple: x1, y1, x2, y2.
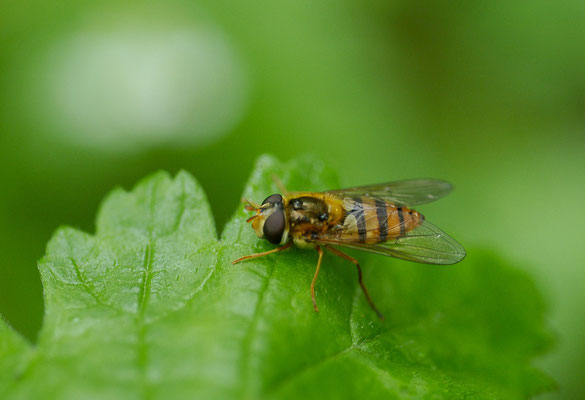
(326, 179, 453, 206)
(314, 219, 466, 265)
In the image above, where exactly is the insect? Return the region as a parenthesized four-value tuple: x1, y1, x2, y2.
(232, 177, 466, 318)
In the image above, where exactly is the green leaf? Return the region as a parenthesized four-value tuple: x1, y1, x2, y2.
(0, 317, 31, 396)
(0, 155, 553, 399)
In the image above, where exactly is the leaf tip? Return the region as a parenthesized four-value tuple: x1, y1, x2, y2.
(254, 154, 280, 170)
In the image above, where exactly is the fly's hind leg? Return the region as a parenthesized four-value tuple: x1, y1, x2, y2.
(232, 242, 292, 264)
(310, 246, 324, 312)
(324, 245, 384, 319)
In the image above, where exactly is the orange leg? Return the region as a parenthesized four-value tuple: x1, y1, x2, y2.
(232, 242, 292, 264)
(271, 174, 289, 196)
(324, 245, 384, 320)
(310, 246, 324, 312)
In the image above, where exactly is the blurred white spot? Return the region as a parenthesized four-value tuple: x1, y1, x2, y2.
(44, 25, 247, 150)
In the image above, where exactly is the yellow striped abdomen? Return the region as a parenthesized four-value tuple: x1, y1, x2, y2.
(342, 196, 424, 243)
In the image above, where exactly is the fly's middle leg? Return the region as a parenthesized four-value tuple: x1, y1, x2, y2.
(310, 245, 324, 312)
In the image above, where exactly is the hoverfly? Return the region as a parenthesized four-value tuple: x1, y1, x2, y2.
(232, 177, 466, 318)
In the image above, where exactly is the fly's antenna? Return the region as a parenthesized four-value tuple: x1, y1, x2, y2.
(241, 197, 260, 212)
(241, 198, 259, 224)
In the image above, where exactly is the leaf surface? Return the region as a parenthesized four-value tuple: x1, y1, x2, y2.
(0, 155, 553, 399)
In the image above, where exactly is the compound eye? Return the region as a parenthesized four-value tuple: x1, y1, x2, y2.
(262, 194, 283, 206)
(263, 209, 285, 244)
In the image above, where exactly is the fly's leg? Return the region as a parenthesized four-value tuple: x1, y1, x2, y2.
(271, 174, 289, 196)
(324, 245, 384, 319)
(310, 246, 324, 312)
(232, 242, 292, 264)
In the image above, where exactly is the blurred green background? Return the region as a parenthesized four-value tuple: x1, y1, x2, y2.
(1, 0, 583, 398)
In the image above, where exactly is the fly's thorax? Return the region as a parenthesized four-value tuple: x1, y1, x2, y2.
(287, 194, 344, 229)
(285, 193, 346, 248)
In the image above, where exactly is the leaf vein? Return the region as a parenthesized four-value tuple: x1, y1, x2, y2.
(267, 330, 388, 395)
(148, 246, 221, 325)
(67, 256, 124, 313)
(135, 178, 159, 400)
(172, 178, 187, 233)
(240, 258, 280, 399)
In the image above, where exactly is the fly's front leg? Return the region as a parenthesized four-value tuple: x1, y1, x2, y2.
(324, 245, 384, 319)
(310, 246, 324, 312)
(232, 242, 292, 264)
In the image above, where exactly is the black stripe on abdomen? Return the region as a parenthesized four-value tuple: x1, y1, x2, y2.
(351, 198, 367, 242)
(397, 206, 405, 236)
(375, 199, 388, 242)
